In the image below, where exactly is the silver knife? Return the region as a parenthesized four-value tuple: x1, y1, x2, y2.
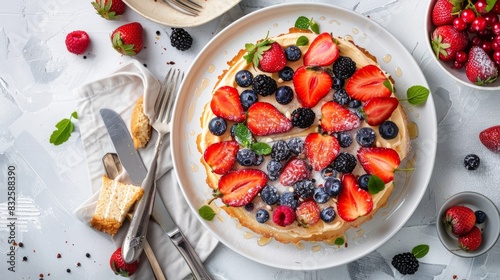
(100, 108, 212, 280)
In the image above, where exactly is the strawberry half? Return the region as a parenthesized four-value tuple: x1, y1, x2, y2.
(479, 125, 500, 153)
(247, 102, 292, 136)
(218, 169, 268, 207)
(303, 32, 339, 66)
(259, 42, 287, 73)
(295, 201, 320, 226)
(319, 101, 360, 133)
(203, 140, 239, 175)
(337, 174, 373, 222)
(111, 22, 143, 56)
(305, 133, 340, 171)
(465, 46, 499, 86)
(363, 97, 399, 126)
(279, 158, 311, 186)
(345, 65, 393, 101)
(293, 66, 333, 108)
(357, 147, 401, 184)
(210, 86, 246, 122)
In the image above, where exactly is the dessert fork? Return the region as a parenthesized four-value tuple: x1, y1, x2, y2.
(122, 69, 181, 263)
(163, 0, 203, 16)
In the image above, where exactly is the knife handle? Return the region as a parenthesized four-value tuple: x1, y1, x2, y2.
(170, 229, 213, 280)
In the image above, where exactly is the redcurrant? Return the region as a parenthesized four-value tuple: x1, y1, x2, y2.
(452, 60, 464, 69)
(484, 12, 499, 27)
(492, 41, 500, 52)
(453, 17, 468, 31)
(461, 9, 476, 23)
(475, 0, 488, 15)
(456, 51, 468, 63)
(472, 36, 483, 46)
(482, 41, 493, 53)
(472, 17, 488, 32)
(494, 51, 500, 64)
(492, 22, 500, 35)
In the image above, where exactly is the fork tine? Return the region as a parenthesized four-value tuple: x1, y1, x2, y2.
(165, 0, 201, 16)
(163, 70, 181, 122)
(156, 69, 181, 123)
(154, 69, 173, 120)
(181, 0, 202, 9)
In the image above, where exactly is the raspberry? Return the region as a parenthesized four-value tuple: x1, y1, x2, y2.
(391, 252, 419, 275)
(295, 201, 320, 226)
(65, 31, 90, 55)
(291, 108, 315, 128)
(332, 56, 356, 79)
(272, 205, 296, 226)
(170, 28, 193, 51)
(252, 74, 277, 96)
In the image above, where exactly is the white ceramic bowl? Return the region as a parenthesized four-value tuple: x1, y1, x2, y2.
(436, 191, 500, 257)
(425, 0, 500, 90)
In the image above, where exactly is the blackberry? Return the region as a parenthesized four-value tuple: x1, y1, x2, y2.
(271, 140, 291, 161)
(278, 66, 294, 81)
(320, 166, 338, 179)
(235, 70, 253, 87)
(267, 159, 283, 180)
(252, 74, 277, 96)
(237, 148, 257, 166)
(464, 154, 480, 170)
(285, 45, 301, 61)
(379, 120, 399, 140)
(391, 252, 419, 275)
(291, 108, 316, 128)
(331, 76, 345, 90)
(324, 177, 341, 196)
(288, 138, 305, 155)
(280, 191, 299, 209)
(475, 210, 487, 224)
(358, 174, 370, 191)
(333, 89, 350, 105)
(313, 187, 330, 204)
(320, 207, 336, 222)
(275, 86, 294, 104)
(332, 56, 356, 79)
(256, 209, 269, 223)
(337, 132, 353, 148)
(208, 117, 227, 136)
(261, 185, 280, 205)
(293, 179, 315, 199)
(240, 89, 258, 110)
(170, 28, 193, 51)
(356, 127, 376, 147)
(333, 152, 357, 173)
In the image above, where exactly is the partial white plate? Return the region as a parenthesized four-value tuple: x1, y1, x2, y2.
(123, 0, 241, 27)
(171, 3, 438, 270)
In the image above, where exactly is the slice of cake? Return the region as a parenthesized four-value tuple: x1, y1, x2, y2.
(131, 95, 152, 149)
(90, 175, 144, 235)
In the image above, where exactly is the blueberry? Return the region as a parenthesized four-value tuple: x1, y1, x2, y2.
(351, 107, 365, 120)
(333, 89, 350, 105)
(348, 99, 361, 108)
(235, 70, 253, 87)
(285, 45, 301, 61)
(280, 191, 299, 209)
(267, 159, 283, 180)
(464, 154, 480, 170)
(230, 123, 238, 138)
(324, 177, 342, 196)
(294, 179, 315, 199)
(288, 138, 304, 155)
(260, 185, 279, 205)
(358, 174, 370, 191)
(356, 127, 376, 147)
(237, 148, 257, 166)
(275, 86, 294, 104)
(256, 209, 269, 223)
(475, 210, 487, 224)
(333, 152, 357, 173)
(253, 154, 264, 166)
(379, 120, 399, 140)
(208, 117, 227, 136)
(320, 166, 338, 179)
(240, 89, 258, 110)
(278, 66, 294, 81)
(332, 76, 344, 91)
(320, 207, 336, 222)
(244, 202, 254, 211)
(271, 140, 291, 161)
(313, 187, 330, 204)
(337, 132, 353, 148)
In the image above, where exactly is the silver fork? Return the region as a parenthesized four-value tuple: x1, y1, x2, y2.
(163, 0, 203, 16)
(122, 69, 181, 264)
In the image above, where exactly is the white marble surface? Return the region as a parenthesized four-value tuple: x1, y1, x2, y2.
(1, 0, 500, 279)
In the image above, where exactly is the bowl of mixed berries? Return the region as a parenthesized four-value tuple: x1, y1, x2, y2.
(426, 0, 500, 89)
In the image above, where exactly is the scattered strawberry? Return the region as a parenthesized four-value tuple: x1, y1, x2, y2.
(458, 226, 482, 252)
(465, 46, 499, 85)
(295, 201, 320, 227)
(479, 125, 500, 153)
(65, 31, 90, 55)
(357, 147, 401, 184)
(431, 25, 468, 62)
(293, 66, 333, 108)
(443, 205, 476, 236)
(203, 141, 239, 175)
(279, 158, 311, 186)
(218, 169, 268, 207)
(337, 173, 373, 222)
(345, 65, 393, 101)
(319, 101, 360, 133)
(431, 0, 462, 26)
(246, 102, 292, 136)
(304, 133, 340, 171)
(92, 0, 126, 20)
(273, 205, 296, 226)
(111, 22, 143, 56)
(110, 247, 138, 277)
(244, 38, 286, 73)
(210, 86, 246, 122)
(363, 97, 399, 126)
(303, 32, 339, 66)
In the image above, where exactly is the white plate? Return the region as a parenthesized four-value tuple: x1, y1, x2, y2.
(171, 3, 438, 270)
(123, 0, 241, 27)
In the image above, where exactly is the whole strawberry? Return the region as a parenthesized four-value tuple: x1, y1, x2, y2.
(92, 0, 126, 20)
(109, 247, 138, 277)
(479, 125, 500, 153)
(65, 30, 90, 55)
(432, 0, 463, 26)
(111, 22, 143, 56)
(431, 25, 468, 61)
(443, 205, 476, 236)
(458, 226, 482, 252)
(465, 46, 499, 85)
(244, 38, 286, 73)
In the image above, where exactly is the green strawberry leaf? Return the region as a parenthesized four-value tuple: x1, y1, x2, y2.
(406, 85, 430, 106)
(296, 36, 309, 46)
(250, 142, 271, 155)
(234, 123, 253, 148)
(198, 205, 216, 221)
(368, 175, 385, 194)
(49, 111, 78, 146)
(412, 244, 429, 258)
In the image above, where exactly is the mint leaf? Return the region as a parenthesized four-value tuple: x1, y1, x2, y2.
(49, 111, 77, 146)
(407, 85, 430, 106)
(295, 16, 311, 29)
(234, 123, 253, 148)
(72, 111, 78, 119)
(334, 237, 345, 245)
(310, 21, 320, 34)
(383, 79, 393, 92)
(368, 175, 385, 194)
(198, 205, 216, 221)
(250, 142, 271, 155)
(296, 36, 309, 46)
(412, 244, 429, 258)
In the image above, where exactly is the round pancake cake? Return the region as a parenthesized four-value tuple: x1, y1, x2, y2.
(196, 27, 410, 244)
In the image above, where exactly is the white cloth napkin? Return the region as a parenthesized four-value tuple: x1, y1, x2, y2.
(73, 60, 218, 280)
